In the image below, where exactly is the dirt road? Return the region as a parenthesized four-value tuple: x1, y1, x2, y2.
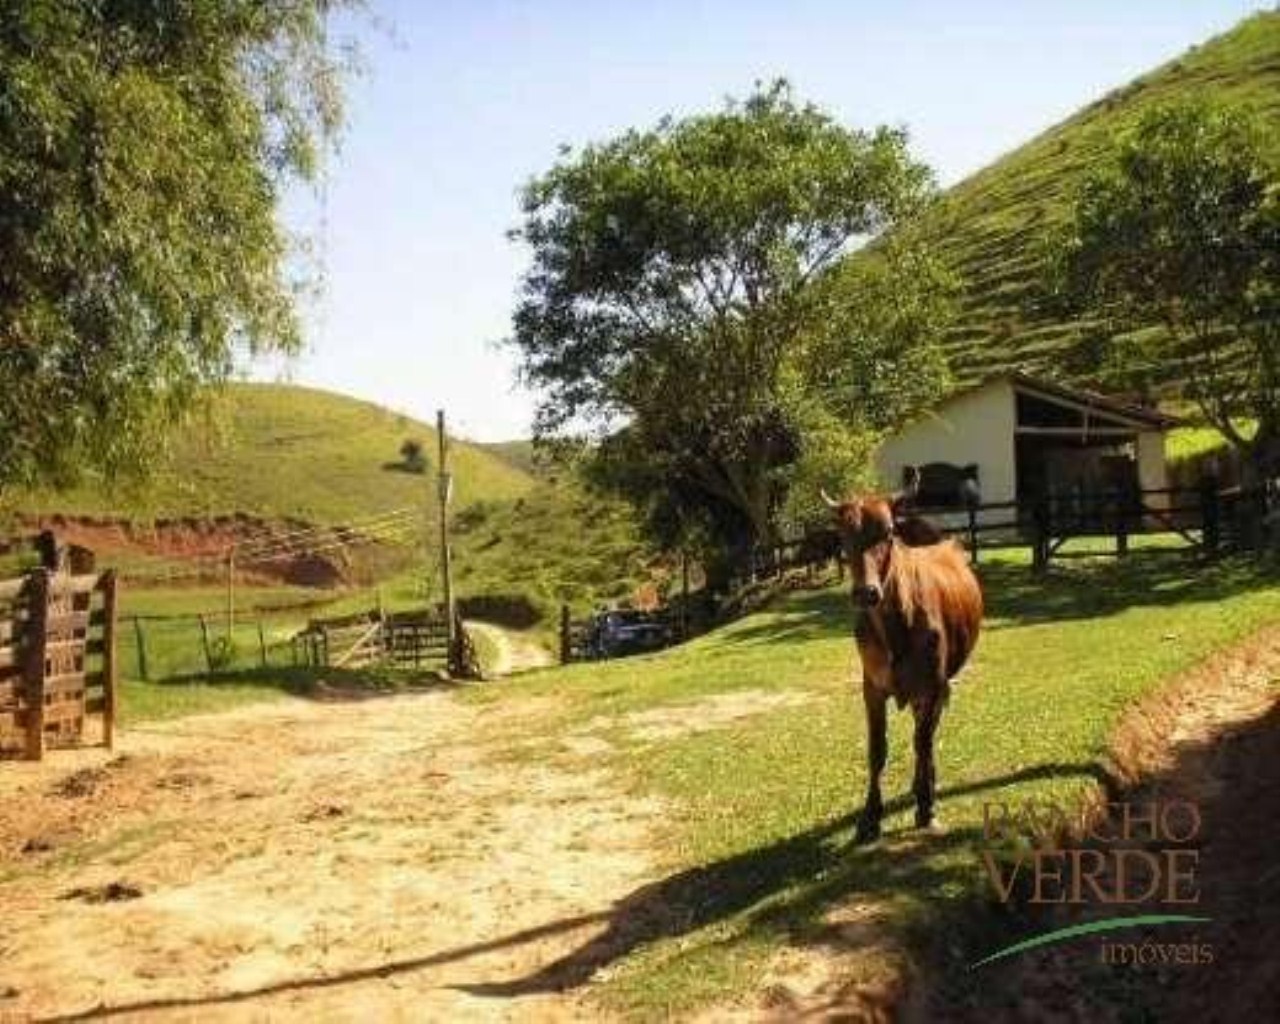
(467, 623, 555, 677)
(0, 688, 661, 1021)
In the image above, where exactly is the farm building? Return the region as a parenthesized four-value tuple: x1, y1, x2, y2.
(876, 373, 1174, 519)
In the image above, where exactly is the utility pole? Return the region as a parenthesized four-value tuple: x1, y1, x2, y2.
(436, 409, 455, 656)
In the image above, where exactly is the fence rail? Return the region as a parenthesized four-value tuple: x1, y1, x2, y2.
(754, 477, 1274, 579)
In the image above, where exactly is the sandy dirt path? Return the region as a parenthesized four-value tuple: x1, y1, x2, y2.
(467, 623, 555, 677)
(0, 687, 662, 1022)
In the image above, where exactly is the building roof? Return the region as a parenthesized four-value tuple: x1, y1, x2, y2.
(951, 372, 1178, 431)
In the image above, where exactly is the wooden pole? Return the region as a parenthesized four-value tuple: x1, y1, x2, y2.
(198, 614, 213, 673)
(226, 545, 236, 641)
(437, 409, 456, 672)
(560, 605, 572, 664)
(1200, 472, 1221, 557)
(24, 569, 50, 761)
(132, 616, 150, 681)
(1032, 495, 1051, 574)
(258, 621, 268, 667)
(101, 571, 118, 750)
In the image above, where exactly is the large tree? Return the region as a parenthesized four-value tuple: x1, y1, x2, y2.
(0, 1, 351, 493)
(1053, 100, 1280, 480)
(512, 81, 948, 560)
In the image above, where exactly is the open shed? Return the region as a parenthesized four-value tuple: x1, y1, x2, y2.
(875, 373, 1174, 520)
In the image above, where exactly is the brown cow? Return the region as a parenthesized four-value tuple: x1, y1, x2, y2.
(822, 488, 983, 843)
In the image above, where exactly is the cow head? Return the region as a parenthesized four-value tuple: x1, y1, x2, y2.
(821, 491, 898, 609)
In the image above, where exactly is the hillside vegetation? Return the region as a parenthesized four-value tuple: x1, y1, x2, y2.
(451, 478, 664, 624)
(902, 11, 1280, 388)
(8, 383, 535, 525)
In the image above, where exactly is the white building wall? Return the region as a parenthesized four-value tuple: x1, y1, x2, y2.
(1136, 430, 1169, 509)
(875, 379, 1018, 522)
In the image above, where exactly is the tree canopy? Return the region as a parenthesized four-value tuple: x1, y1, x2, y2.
(1053, 100, 1280, 477)
(512, 81, 950, 565)
(0, 1, 351, 493)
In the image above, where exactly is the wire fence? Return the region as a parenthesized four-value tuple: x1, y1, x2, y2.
(123, 613, 305, 681)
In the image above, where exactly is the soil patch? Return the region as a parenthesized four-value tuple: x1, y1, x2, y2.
(467, 621, 555, 677)
(0, 690, 663, 1021)
(25, 513, 403, 588)
(605, 689, 814, 742)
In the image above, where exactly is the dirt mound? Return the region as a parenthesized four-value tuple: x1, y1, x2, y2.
(24, 513, 404, 588)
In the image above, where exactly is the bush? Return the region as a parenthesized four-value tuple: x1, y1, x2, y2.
(399, 439, 428, 474)
(206, 635, 239, 673)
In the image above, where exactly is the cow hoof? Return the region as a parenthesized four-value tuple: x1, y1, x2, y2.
(915, 815, 943, 833)
(854, 818, 882, 845)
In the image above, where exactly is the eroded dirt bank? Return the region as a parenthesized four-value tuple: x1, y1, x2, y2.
(923, 625, 1280, 1022)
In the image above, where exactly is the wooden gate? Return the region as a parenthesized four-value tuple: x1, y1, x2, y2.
(291, 606, 480, 677)
(0, 568, 119, 761)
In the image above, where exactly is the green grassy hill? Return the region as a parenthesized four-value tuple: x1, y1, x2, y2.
(478, 439, 540, 476)
(7, 382, 660, 633)
(11, 382, 535, 525)
(905, 11, 1280, 387)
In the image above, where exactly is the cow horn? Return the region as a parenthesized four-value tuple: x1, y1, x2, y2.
(819, 487, 841, 509)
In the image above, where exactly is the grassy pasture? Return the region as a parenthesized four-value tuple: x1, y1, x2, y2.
(459, 548, 1280, 1015)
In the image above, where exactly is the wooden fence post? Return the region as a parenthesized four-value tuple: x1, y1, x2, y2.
(1200, 473, 1221, 556)
(101, 571, 118, 750)
(132, 616, 150, 681)
(24, 569, 50, 761)
(198, 614, 212, 673)
(1032, 495, 1051, 574)
(559, 605, 572, 664)
(966, 505, 979, 563)
(1115, 491, 1129, 558)
(257, 621, 268, 667)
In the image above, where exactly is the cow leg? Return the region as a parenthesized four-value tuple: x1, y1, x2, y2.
(856, 679, 888, 844)
(911, 694, 945, 829)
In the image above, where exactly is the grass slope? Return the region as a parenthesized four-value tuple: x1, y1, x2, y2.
(452, 479, 663, 621)
(11, 382, 535, 525)
(478, 439, 539, 476)
(904, 11, 1280, 387)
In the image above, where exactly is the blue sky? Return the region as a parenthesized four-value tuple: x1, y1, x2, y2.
(262, 1, 1264, 441)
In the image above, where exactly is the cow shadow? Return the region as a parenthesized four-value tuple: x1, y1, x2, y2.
(449, 760, 1102, 999)
(48, 762, 1098, 1021)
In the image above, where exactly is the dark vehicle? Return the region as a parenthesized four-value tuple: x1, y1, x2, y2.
(590, 609, 670, 659)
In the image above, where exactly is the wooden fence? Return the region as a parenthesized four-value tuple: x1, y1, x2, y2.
(0, 568, 119, 761)
(757, 479, 1273, 578)
(291, 606, 481, 677)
